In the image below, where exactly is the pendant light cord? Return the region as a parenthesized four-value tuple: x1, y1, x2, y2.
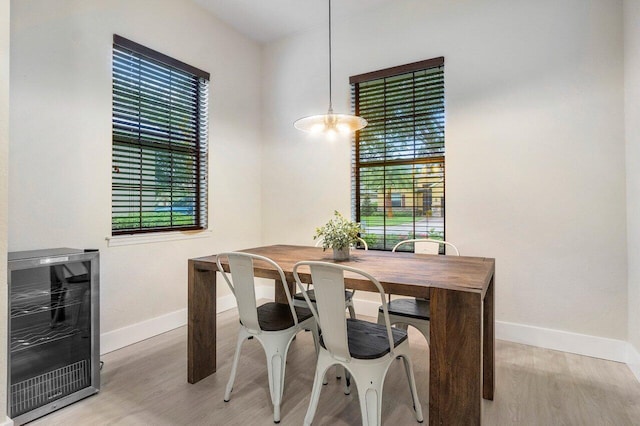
(292, 0, 367, 133)
(328, 0, 333, 112)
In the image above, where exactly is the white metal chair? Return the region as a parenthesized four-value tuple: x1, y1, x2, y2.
(216, 252, 319, 424)
(293, 236, 368, 319)
(294, 261, 424, 426)
(377, 239, 459, 344)
(293, 237, 368, 383)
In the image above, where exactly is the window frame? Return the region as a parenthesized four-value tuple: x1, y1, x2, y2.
(111, 35, 210, 235)
(350, 57, 445, 251)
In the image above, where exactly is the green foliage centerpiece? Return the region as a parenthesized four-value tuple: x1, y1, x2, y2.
(314, 211, 362, 261)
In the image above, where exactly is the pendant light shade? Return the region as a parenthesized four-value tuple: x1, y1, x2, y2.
(294, 0, 367, 135)
(294, 110, 368, 135)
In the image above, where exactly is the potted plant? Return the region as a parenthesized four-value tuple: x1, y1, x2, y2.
(314, 211, 362, 261)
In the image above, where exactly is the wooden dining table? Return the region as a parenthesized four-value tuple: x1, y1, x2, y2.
(187, 244, 495, 425)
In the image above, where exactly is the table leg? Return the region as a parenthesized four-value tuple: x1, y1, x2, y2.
(188, 260, 217, 384)
(483, 276, 495, 400)
(274, 279, 295, 304)
(430, 288, 482, 426)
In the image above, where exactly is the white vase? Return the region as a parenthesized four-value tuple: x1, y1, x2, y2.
(333, 247, 350, 261)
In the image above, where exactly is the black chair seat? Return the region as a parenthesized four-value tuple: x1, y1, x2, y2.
(293, 289, 354, 303)
(240, 302, 313, 331)
(320, 318, 408, 360)
(379, 298, 430, 321)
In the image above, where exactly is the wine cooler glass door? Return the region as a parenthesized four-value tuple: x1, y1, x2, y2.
(9, 260, 93, 418)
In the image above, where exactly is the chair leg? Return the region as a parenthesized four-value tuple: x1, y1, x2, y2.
(355, 369, 385, 426)
(304, 353, 332, 426)
(263, 333, 293, 424)
(416, 322, 430, 345)
(343, 368, 351, 395)
(347, 301, 356, 319)
(333, 365, 354, 394)
(225, 327, 249, 402)
(400, 354, 424, 423)
(312, 322, 320, 356)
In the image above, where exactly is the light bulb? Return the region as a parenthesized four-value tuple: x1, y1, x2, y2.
(337, 123, 351, 135)
(310, 123, 325, 134)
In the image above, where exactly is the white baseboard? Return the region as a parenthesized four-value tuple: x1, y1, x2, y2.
(101, 308, 188, 355)
(351, 297, 630, 364)
(100, 286, 272, 355)
(1, 416, 14, 426)
(100, 291, 637, 382)
(496, 320, 628, 363)
(627, 343, 640, 382)
(215, 293, 238, 314)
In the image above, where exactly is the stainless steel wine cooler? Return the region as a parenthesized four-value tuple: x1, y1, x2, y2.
(7, 248, 100, 425)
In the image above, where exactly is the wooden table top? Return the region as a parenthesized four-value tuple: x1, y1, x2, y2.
(192, 244, 495, 298)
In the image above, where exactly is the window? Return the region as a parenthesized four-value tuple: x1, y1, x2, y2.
(351, 57, 445, 251)
(112, 35, 209, 235)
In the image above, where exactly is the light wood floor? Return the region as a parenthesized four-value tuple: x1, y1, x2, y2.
(32, 309, 640, 425)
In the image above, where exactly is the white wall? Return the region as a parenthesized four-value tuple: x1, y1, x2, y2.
(262, 0, 628, 340)
(0, 0, 9, 422)
(625, 0, 640, 366)
(5, 0, 632, 369)
(9, 0, 263, 336)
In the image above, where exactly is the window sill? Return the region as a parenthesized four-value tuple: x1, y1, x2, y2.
(106, 229, 212, 247)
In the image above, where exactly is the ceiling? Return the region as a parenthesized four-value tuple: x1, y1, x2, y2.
(193, 0, 396, 44)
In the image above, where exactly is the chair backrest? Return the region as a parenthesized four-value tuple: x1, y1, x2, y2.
(216, 252, 297, 334)
(314, 236, 369, 250)
(392, 238, 459, 256)
(293, 261, 395, 362)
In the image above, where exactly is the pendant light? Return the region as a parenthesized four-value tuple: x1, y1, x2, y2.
(294, 0, 367, 136)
